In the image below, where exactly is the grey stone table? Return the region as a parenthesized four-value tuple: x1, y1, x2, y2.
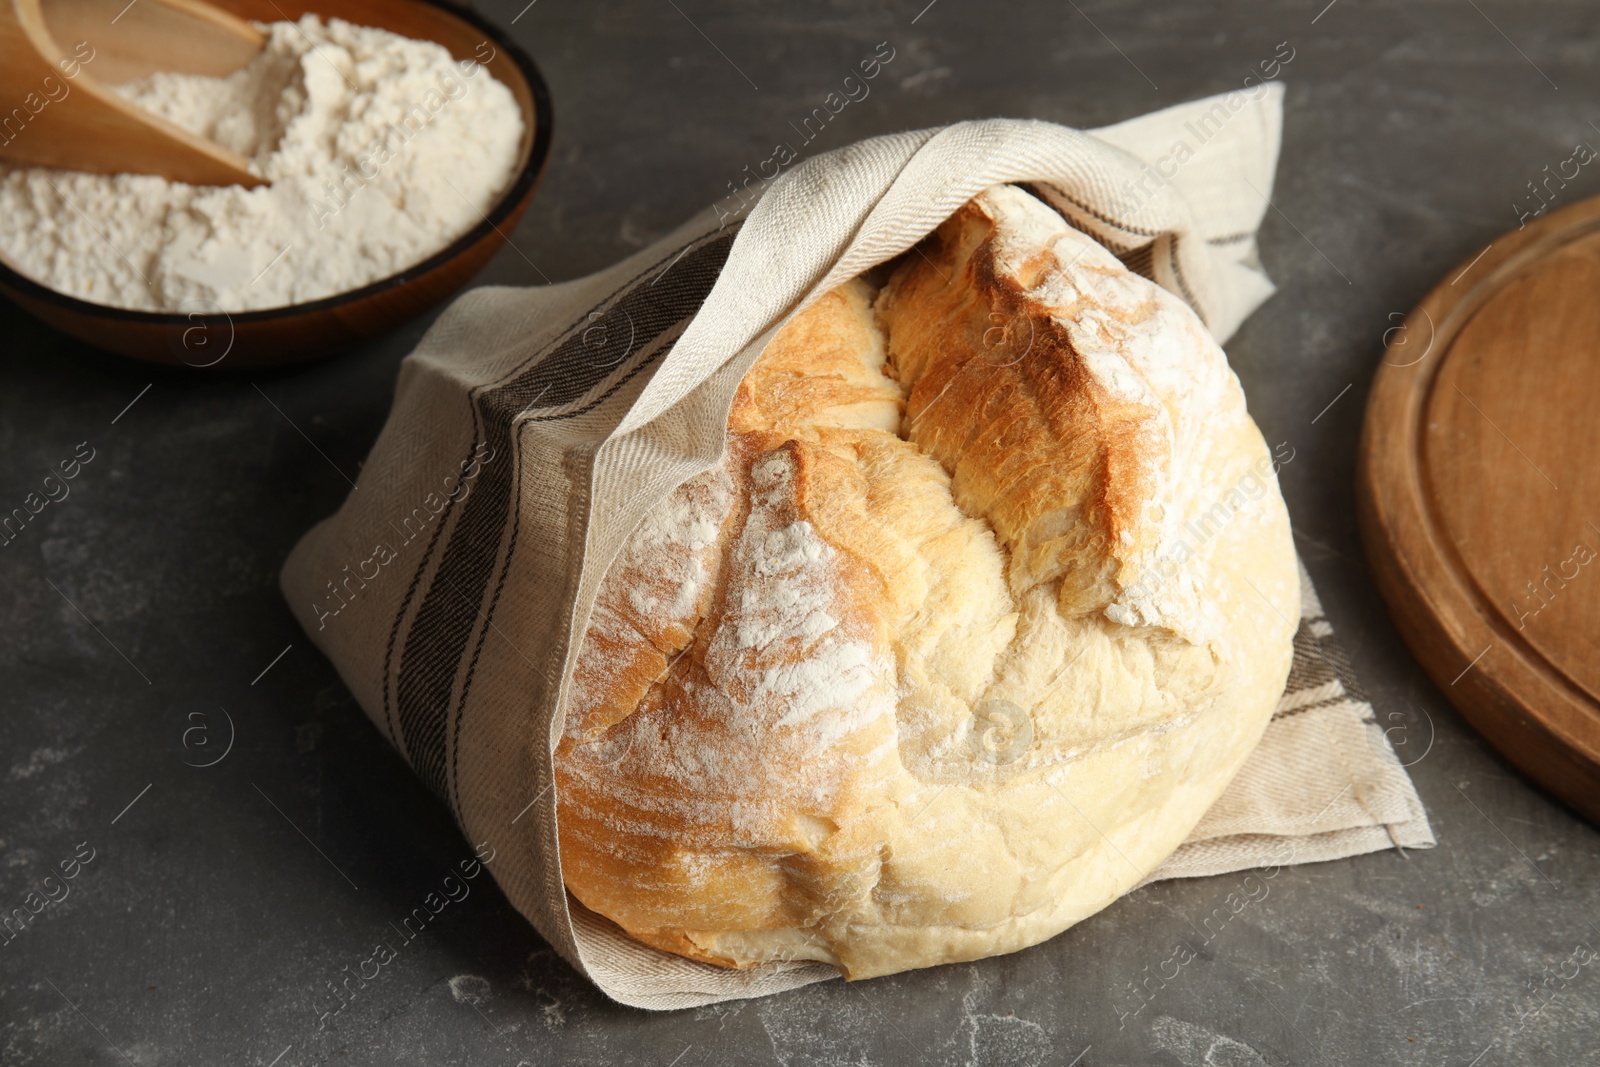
(3, 1, 1598, 1064)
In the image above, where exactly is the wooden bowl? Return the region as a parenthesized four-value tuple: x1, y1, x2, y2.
(0, 0, 553, 368)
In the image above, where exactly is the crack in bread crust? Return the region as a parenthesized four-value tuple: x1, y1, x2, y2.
(555, 186, 1298, 980)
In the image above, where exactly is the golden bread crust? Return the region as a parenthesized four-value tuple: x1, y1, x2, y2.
(555, 186, 1298, 979)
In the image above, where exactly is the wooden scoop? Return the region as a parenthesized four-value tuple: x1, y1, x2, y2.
(0, 0, 266, 187)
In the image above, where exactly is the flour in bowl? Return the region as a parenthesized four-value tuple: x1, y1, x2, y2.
(0, 15, 524, 313)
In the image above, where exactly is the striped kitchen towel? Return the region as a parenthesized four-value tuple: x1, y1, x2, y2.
(282, 83, 1431, 1010)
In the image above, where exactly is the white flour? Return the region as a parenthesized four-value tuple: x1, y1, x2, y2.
(0, 16, 523, 313)
(712, 451, 890, 746)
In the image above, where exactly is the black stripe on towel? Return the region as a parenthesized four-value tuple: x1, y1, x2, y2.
(385, 229, 738, 804)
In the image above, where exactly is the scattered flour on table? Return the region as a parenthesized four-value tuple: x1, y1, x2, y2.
(0, 15, 523, 312)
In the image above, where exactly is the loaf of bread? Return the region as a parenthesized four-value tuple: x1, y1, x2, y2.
(555, 184, 1298, 980)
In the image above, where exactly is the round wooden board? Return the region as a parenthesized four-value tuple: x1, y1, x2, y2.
(1358, 195, 1600, 823)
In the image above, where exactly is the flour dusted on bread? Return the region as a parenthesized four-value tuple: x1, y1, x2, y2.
(555, 185, 1299, 980)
